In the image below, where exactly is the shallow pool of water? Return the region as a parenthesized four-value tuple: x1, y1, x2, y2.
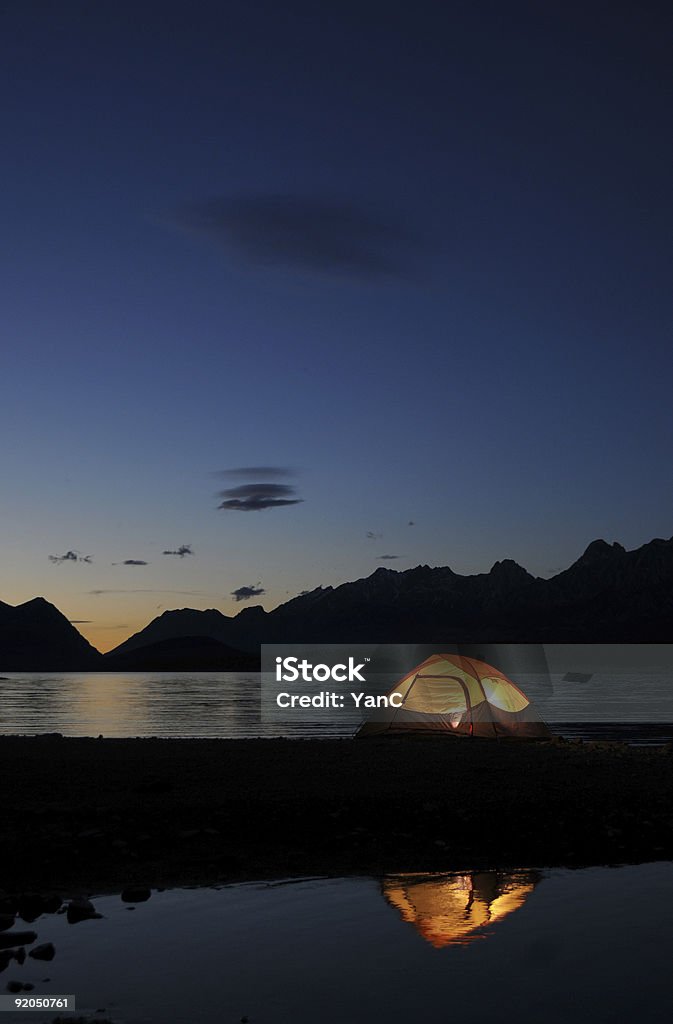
(2, 862, 673, 1023)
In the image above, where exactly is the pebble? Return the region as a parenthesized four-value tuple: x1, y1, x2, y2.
(6, 980, 32, 993)
(29, 942, 55, 961)
(66, 899, 100, 924)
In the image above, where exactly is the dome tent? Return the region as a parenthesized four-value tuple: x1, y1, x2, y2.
(356, 653, 550, 739)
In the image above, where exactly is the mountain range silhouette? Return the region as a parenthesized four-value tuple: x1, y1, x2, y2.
(2, 536, 672, 670)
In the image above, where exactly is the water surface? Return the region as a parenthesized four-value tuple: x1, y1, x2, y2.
(2, 863, 673, 1023)
(1, 671, 672, 741)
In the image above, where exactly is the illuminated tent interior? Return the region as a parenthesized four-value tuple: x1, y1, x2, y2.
(356, 654, 550, 738)
(382, 871, 539, 948)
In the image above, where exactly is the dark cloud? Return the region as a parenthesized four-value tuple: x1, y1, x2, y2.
(218, 482, 303, 512)
(231, 584, 266, 602)
(378, 554, 404, 560)
(112, 559, 149, 566)
(170, 194, 417, 280)
(162, 545, 194, 558)
(216, 466, 303, 512)
(216, 466, 295, 480)
(48, 550, 92, 564)
(69, 619, 92, 624)
(366, 531, 383, 540)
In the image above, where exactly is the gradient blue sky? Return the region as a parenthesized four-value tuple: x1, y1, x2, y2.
(2, 2, 672, 651)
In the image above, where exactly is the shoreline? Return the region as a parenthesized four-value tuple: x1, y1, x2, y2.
(2, 735, 673, 895)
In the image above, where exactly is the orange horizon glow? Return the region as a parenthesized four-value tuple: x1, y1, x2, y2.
(79, 623, 143, 655)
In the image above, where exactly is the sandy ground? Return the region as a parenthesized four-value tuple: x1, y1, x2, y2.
(2, 735, 673, 895)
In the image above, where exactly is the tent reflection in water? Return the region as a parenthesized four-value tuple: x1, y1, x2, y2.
(383, 871, 539, 948)
(357, 654, 550, 739)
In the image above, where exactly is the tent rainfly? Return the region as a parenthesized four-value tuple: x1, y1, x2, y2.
(356, 653, 550, 739)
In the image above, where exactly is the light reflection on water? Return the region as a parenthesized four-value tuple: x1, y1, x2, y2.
(382, 869, 540, 947)
(2, 863, 673, 1023)
(1, 672, 672, 742)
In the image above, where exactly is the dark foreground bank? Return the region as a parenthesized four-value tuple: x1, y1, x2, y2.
(2, 735, 673, 893)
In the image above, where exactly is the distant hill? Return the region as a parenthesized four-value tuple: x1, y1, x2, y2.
(0, 597, 103, 670)
(102, 636, 259, 672)
(108, 605, 267, 658)
(3, 534, 673, 670)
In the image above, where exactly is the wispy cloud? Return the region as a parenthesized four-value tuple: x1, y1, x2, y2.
(366, 531, 383, 540)
(216, 466, 295, 480)
(162, 545, 194, 558)
(169, 193, 418, 281)
(69, 619, 92, 623)
(89, 588, 209, 597)
(48, 550, 92, 564)
(231, 584, 266, 602)
(112, 559, 149, 566)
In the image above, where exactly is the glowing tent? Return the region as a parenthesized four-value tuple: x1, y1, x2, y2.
(356, 653, 550, 739)
(382, 871, 538, 948)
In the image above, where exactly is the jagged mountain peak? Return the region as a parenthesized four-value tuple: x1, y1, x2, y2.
(19, 596, 62, 613)
(577, 539, 626, 563)
(489, 558, 531, 579)
(236, 604, 268, 619)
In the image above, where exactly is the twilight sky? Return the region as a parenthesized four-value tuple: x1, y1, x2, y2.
(2, 1, 672, 652)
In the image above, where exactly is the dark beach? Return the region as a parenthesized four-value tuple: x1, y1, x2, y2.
(2, 735, 673, 896)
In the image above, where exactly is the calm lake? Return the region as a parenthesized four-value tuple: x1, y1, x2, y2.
(1, 671, 673, 742)
(2, 863, 673, 1023)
